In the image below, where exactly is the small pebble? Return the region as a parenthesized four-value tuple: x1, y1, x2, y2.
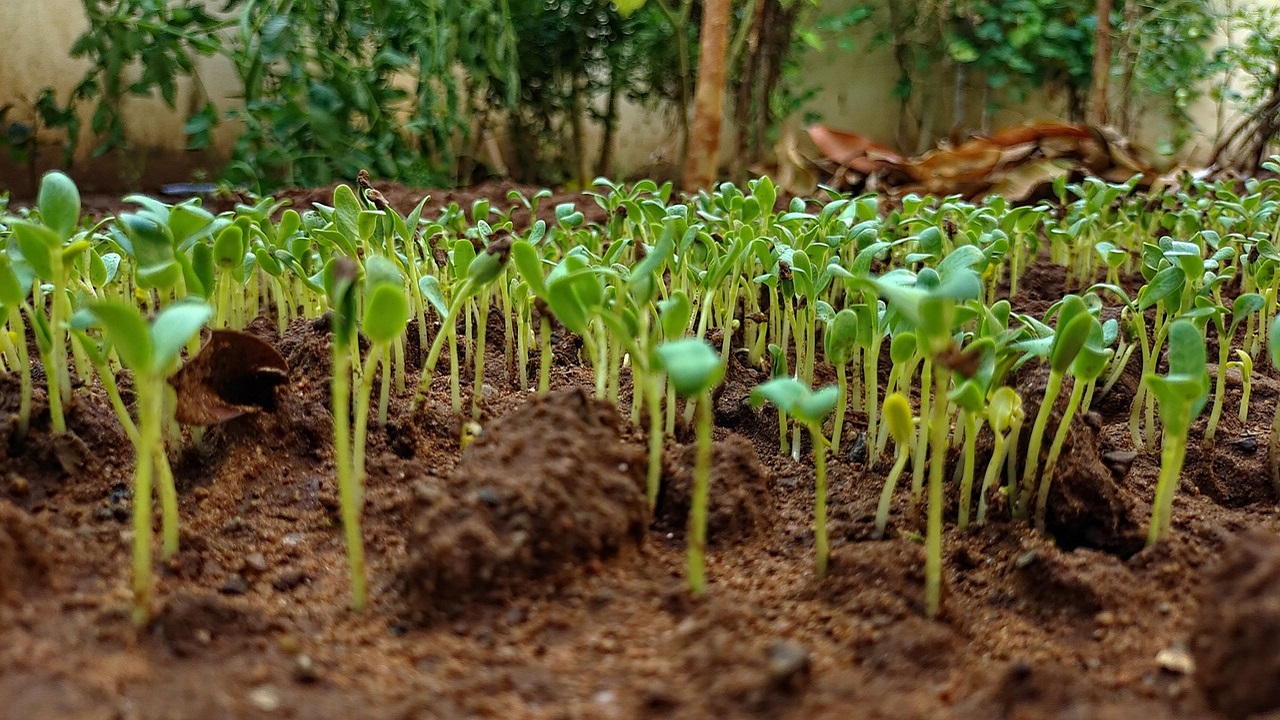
(294, 654, 319, 683)
(766, 640, 811, 689)
(277, 634, 301, 654)
(219, 575, 249, 595)
(247, 685, 281, 712)
(243, 553, 268, 573)
(1156, 646, 1195, 675)
(8, 474, 29, 496)
(271, 571, 309, 592)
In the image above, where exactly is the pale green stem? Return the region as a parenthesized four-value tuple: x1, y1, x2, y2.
(687, 391, 713, 596)
(925, 367, 952, 619)
(1035, 377, 1084, 532)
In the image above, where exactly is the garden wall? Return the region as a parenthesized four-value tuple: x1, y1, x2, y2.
(0, 0, 1267, 195)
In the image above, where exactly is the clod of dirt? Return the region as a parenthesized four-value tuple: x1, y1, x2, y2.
(170, 330, 289, 425)
(401, 388, 646, 620)
(0, 501, 53, 603)
(1193, 530, 1280, 719)
(1181, 425, 1276, 508)
(654, 435, 775, 544)
(150, 591, 264, 657)
(1015, 370, 1145, 557)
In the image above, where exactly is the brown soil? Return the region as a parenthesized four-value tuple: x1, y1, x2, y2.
(2, 242, 1279, 718)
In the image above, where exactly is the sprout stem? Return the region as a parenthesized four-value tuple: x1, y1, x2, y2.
(646, 374, 665, 511)
(1148, 431, 1187, 546)
(687, 391, 713, 596)
(832, 364, 847, 454)
(956, 410, 979, 532)
(910, 359, 933, 520)
(874, 441, 910, 539)
(976, 420, 1011, 526)
(332, 338, 367, 610)
(354, 347, 381, 499)
(925, 366, 951, 618)
(131, 380, 163, 626)
(1018, 369, 1064, 519)
(810, 423, 830, 579)
(1035, 377, 1085, 532)
(538, 315, 552, 395)
(472, 289, 489, 421)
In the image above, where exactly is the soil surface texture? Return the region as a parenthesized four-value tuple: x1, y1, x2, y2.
(2, 184, 1279, 720)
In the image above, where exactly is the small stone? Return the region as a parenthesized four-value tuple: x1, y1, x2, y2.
(8, 474, 29, 496)
(281, 533, 304, 547)
(1235, 435, 1258, 454)
(277, 634, 301, 654)
(1157, 647, 1195, 675)
(243, 553, 268, 573)
(766, 640, 811, 689)
(219, 575, 249, 595)
(247, 685, 281, 712)
(294, 654, 319, 683)
(1096, 610, 1117, 626)
(271, 571, 309, 592)
(1101, 450, 1139, 479)
(223, 516, 246, 532)
(195, 629, 212, 645)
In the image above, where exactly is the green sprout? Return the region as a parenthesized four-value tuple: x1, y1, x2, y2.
(8, 171, 86, 434)
(656, 338, 725, 596)
(1269, 314, 1280, 495)
(1016, 296, 1092, 520)
(411, 235, 512, 415)
(326, 258, 368, 610)
(1146, 319, 1210, 546)
(1204, 293, 1263, 445)
(751, 377, 839, 578)
(354, 256, 410, 486)
(0, 255, 32, 444)
(1231, 349, 1253, 423)
(823, 308, 858, 455)
(83, 299, 211, 626)
(1033, 315, 1111, 532)
(976, 387, 1023, 526)
(873, 392, 914, 539)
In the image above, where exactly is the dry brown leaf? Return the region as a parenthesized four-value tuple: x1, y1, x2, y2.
(170, 330, 289, 425)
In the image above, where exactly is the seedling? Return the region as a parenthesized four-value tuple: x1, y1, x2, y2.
(656, 338, 725, 596)
(8, 171, 85, 434)
(751, 377, 839, 578)
(1232, 350, 1253, 423)
(874, 392, 914, 539)
(1016, 296, 1092, 520)
(1034, 316, 1111, 532)
(1269, 314, 1280, 495)
(1146, 319, 1209, 545)
(82, 299, 211, 626)
(976, 387, 1023, 526)
(824, 308, 858, 454)
(412, 235, 512, 414)
(1203, 293, 1263, 445)
(326, 257, 368, 610)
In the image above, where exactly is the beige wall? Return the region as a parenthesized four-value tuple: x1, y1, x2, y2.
(0, 0, 1266, 192)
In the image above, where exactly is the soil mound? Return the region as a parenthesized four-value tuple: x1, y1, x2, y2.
(0, 501, 53, 602)
(655, 435, 776, 544)
(1193, 530, 1280, 719)
(402, 388, 646, 619)
(1014, 371, 1145, 557)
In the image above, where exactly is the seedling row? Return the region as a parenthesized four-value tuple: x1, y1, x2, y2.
(3, 167, 1278, 624)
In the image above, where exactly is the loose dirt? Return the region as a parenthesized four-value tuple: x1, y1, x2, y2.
(1, 183, 1279, 719)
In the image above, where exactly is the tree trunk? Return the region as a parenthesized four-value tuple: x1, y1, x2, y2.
(1088, 0, 1114, 126)
(683, 0, 730, 190)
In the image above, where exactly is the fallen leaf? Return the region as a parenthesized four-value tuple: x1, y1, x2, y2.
(170, 330, 289, 425)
